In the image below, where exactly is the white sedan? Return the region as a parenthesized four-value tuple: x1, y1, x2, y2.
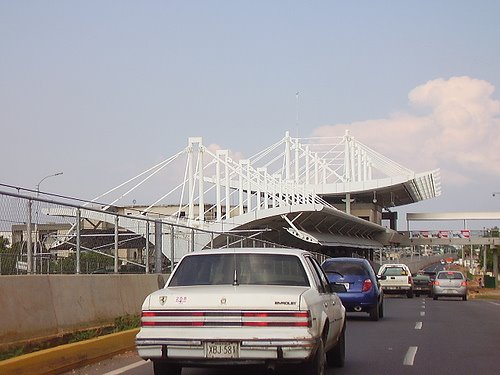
(136, 248, 347, 375)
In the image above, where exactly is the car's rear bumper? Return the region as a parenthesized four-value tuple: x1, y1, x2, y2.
(136, 337, 318, 364)
(337, 292, 378, 312)
(413, 286, 431, 293)
(381, 286, 411, 294)
(433, 286, 467, 297)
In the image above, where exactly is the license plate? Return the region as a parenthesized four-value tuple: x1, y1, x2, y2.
(205, 342, 239, 358)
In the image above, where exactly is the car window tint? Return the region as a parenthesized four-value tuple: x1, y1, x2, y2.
(169, 253, 309, 287)
(305, 257, 326, 293)
(437, 272, 464, 280)
(309, 257, 331, 292)
(324, 262, 368, 276)
(382, 267, 407, 276)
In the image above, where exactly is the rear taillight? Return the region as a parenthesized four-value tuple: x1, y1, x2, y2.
(408, 275, 413, 284)
(461, 281, 467, 287)
(434, 281, 440, 286)
(141, 310, 312, 328)
(242, 311, 311, 326)
(362, 279, 373, 292)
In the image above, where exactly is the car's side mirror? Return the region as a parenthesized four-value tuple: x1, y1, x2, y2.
(329, 282, 348, 293)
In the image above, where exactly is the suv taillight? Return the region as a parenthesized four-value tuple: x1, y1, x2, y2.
(362, 279, 373, 292)
(461, 281, 467, 287)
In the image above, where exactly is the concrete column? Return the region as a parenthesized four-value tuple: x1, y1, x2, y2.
(345, 193, 352, 215)
(191, 228, 195, 252)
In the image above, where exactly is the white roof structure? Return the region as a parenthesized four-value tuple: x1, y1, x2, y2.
(63, 131, 440, 255)
(91, 130, 440, 219)
(242, 130, 441, 208)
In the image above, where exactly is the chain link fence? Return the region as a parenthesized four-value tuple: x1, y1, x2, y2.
(0, 184, 285, 275)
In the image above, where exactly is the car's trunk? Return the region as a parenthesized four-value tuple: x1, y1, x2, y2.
(147, 285, 308, 310)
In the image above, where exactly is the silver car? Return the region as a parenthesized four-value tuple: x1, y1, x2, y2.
(432, 271, 468, 301)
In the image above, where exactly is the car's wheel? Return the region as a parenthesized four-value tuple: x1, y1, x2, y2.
(407, 290, 414, 298)
(326, 325, 345, 368)
(378, 300, 384, 318)
(462, 294, 467, 301)
(433, 295, 438, 300)
(415, 293, 420, 297)
(369, 303, 380, 321)
(152, 361, 182, 375)
(304, 337, 326, 375)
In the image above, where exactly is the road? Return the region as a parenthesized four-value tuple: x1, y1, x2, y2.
(64, 295, 500, 375)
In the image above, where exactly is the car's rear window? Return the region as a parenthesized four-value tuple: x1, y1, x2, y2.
(323, 262, 368, 276)
(382, 267, 408, 276)
(415, 275, 431, 281)
(169, 253, 310, 287)
(437, 272, 464, 280)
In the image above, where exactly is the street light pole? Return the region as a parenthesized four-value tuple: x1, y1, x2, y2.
(34, 172, 63, 273)
(36, 172, 64, 197)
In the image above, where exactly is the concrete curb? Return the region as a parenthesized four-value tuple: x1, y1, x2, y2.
(0, 328, 140, 375)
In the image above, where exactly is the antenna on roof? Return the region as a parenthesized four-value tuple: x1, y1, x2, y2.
(295, 91, 300, 138)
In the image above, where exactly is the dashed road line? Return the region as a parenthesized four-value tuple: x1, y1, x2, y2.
(102, 360, 146, 375)
(415, 321, 423, 330)
(420, 311, 425, 317)
(403, 346, 418, 366)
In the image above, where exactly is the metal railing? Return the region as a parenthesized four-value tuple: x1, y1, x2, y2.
(0, 184, 285, 275)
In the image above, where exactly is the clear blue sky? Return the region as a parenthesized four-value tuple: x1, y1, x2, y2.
(1, 1, 499, 230)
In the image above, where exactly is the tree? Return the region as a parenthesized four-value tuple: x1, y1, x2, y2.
(0, 237, 22, 275)
(0, 235, 10, 250)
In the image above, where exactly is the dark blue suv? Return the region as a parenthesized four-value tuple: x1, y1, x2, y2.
(321, 257, 384, 321)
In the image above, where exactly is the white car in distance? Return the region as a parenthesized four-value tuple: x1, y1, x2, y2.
(378, 263, 414, 298)
(136, 248, 347, 375)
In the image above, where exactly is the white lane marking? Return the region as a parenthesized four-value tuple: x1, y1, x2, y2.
(102, 360, 146, 375)
(421, 305, 426, 309)
(403, 346, 418, 366)
(415, 322, 423, 330)
(420, 311, 425, 317)
(490, 302, 500, 306)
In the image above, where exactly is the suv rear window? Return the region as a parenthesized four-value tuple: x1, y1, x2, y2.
(382, 267, 408, 276)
